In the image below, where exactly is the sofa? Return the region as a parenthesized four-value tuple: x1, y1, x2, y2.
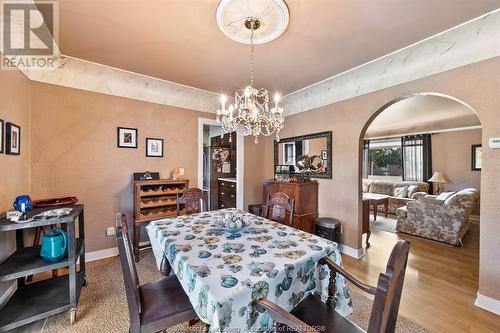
(395, 188, 479, 245)
(362, 179, 429, 215)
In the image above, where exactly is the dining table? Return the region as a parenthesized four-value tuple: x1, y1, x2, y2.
(146, 208, 352, 333)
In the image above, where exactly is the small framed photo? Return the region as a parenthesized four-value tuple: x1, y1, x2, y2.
(146, 138, 163, 158)
(471, 144, 482, 171)
(275, 165, 282, 174)
(0, 119, 4, 154)
(117, 127, 138, 148)
(321, 150, 328, 160)
(6, 122, 20, 155)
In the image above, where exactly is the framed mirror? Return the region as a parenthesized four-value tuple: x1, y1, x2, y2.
(274, 131, 332, 179)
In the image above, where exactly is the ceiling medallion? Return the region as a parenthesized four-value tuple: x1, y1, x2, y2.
(216, 0, 289, 143)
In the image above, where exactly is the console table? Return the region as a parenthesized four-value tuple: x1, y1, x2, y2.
(0, 205, 86, 331)
(362, 193, 390, 248)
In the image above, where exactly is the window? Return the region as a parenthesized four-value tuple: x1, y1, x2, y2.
(367, 139, 402, 180)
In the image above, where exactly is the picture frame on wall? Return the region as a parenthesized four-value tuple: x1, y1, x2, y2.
(6, 122, 20, 155)
(146, 138, 163, 157)
(0, 119, 4, 154)
(117, 127, 138, 148)
(471, 144, 482, 171)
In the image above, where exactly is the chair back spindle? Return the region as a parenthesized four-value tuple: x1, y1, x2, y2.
(262, 192, 295, 225)
(115, 213, 142, 332)
(177, 188, 207, 215)
(368, 241, 410, 333)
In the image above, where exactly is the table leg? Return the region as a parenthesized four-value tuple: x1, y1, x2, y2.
(372, 203, 377, 221)
(366, 229, 371, 248)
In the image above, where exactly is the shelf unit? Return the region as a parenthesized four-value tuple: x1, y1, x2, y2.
(133, 179, 189, 261)
(0, 205, 86, 332)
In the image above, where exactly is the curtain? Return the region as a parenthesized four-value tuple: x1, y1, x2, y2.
(362, 140, 370, 179)
(401, 134, 433, 192)
(422, 134, 433, 194)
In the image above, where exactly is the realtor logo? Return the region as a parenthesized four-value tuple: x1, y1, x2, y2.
(1, 0, 59, 70)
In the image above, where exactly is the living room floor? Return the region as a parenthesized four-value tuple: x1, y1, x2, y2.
(343, 221, 500, 333)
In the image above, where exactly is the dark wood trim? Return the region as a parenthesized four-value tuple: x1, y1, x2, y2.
(146, 138, 164, 158)
(471, 144, 482, 171)
(274, 131, 332, 179)
(0, 119, 4, 154)
(5, 122, 20, 155)
(117, 127, 138, 149)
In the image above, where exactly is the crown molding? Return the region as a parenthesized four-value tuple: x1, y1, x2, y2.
(283, 9, 500, 116)
(23, 55, 221, 113)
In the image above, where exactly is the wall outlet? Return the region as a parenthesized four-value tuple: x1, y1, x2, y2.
(179, 168, 185, 176)
(106, 227, 115, 237)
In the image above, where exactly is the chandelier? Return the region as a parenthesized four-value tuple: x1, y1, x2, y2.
(216, 18, 284, 143)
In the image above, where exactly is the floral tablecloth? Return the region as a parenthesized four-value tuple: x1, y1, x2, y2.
(146, 208, 352, 333)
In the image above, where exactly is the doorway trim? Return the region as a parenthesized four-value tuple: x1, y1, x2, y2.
(198, 118, 244, 210)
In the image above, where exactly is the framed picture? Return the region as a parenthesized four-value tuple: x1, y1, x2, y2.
(471, 144, 482, 171)
(117, 127, 138, 148)
(0, 119, 4, 154)
(321, 150, 327, 160)
(6, 122, 20, 155)
(146, 138, 163, 157)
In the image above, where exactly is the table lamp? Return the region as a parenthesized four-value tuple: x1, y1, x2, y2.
(428, 171, 448, 194)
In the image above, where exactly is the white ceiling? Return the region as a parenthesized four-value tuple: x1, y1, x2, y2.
(51, 0, 500, 94)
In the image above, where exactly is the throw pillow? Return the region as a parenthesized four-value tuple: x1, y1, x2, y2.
(407, 185, 419, 198)
(394, 186, 409, 198)
(436, 191, 455, 201)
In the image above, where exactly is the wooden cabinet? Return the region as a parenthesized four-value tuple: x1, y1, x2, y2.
(132, 179, 189, 261)
(218, 179, 236, 209)
(263, 180, 318, 233)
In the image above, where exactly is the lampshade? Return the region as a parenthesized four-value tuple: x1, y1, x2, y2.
(428, 171, 448, 183)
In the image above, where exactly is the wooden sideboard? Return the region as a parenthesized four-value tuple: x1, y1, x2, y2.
(133, 179, 189, 261)
(263, 180, 318, 233)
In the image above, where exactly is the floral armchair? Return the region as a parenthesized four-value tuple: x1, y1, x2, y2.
(396, 188, 479, 245)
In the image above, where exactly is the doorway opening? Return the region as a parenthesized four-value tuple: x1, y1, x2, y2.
(197, 118, 244, 210)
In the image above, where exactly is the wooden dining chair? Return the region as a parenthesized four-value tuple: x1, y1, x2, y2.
(256, 240, 410, 333)
(176, 188, 207, 216)
(115, 213, 199, 333)
(262, 192, 295, 226)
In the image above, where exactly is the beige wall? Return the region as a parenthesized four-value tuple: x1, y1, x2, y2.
(264, 56, 500, 301)
(0, 65, 31, 301)
(432, 129, 482, 191)
(29, 82, 214, 252)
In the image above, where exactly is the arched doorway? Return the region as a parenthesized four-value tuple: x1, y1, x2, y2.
(355, 92, 483, 328)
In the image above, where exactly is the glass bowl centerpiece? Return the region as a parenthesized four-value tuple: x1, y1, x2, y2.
(217, 212, 252, 237)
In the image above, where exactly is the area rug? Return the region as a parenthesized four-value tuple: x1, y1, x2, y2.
(42, 252, 429, 333)
(371, 215, 398, 234)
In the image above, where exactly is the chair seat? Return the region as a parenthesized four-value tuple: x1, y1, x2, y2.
(288, 294, 365, 333)
(140, 276, 197, 329)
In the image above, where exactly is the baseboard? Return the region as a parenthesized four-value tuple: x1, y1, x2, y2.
(84, 241, 150, 262)
(475, 292, 500, 315)
(0, 282, 17, 309)
(340, 244, 365, 259)
(85, 247, 119, 262)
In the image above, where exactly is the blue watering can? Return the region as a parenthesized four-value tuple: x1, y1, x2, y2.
(40, 228, 68, 262)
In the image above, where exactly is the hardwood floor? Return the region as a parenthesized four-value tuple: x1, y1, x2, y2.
(343, 222, 500, 333)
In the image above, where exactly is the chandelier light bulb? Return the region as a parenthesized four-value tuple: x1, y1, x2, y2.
(274, 93, 281, 103)
(220, 94, 227, 105)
